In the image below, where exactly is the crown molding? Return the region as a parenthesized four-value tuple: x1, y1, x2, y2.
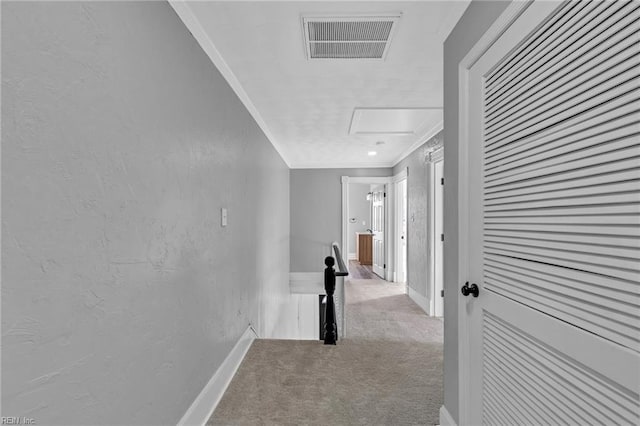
(290, 161, 395, 169)
(169, 1, 291, 168)
(391, 120, 444, 167)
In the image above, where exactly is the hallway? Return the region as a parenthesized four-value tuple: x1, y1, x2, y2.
(348, 260, 375, 280)
(208, 277, 444, 425)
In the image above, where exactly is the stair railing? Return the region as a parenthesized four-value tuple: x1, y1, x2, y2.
(324, 242, 348, 345)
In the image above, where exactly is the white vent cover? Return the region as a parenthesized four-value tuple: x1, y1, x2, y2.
(302, 14, 401, 60)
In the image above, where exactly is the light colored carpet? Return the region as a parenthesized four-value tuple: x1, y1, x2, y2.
(207, 278, 444, 426)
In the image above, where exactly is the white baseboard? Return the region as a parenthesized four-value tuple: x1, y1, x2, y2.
(178, 325, 257, 426)
(348, 252, 357, 260)
(439, 405, 457, 426)
(407, 286, 430, 315)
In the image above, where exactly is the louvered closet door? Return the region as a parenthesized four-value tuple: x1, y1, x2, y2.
(465, 1, 640, 423)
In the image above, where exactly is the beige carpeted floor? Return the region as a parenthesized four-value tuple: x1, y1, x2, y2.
(207, 278, 444, 426)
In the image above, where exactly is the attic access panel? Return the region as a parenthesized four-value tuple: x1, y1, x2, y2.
(349, 108, 442, 135)
(302, 14, 402, 60)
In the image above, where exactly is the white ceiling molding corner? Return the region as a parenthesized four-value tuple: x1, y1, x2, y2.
(391, 119, 443, 167)
(290, 160, 394, 169)
(168, 0, 292, 168)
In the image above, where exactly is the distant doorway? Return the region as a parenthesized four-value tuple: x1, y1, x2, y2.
(371, 184, 386, 279)
(341, 176, 392, 282)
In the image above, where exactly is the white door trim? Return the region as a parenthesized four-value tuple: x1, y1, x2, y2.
(456, 1, 533, 424)
(341, 176, 392, 281)
(431, 160, 444, 317)
(392, 168, 408, 283)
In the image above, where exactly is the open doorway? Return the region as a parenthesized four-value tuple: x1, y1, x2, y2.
(347, 182, 375, 279)
(341, 176, 394, 282)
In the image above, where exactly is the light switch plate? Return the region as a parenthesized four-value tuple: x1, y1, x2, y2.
(221, 208, 228, 227)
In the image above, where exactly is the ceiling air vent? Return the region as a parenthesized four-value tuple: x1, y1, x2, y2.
(302, 14, 401, 60)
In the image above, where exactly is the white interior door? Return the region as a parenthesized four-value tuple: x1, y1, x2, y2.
(396, 179, 407, 283)
(464, 1, 640, 423)
(372, 184, 385, 278)
(433, 161, 444, 317)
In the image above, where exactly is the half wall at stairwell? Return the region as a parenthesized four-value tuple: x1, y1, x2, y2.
(2, 2, 290, 424)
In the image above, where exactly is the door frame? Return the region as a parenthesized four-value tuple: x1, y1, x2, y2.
(455, 2, 533, 424)
(341, 176, 393, 281)
(430, 155, 444, 317)
(370, 184, 386, 278)
(392, 168, 408, 287)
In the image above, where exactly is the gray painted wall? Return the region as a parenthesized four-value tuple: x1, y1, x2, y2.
(393, 131, 443, 302)
(290, 168, 391, 272)
(347, 184, 371, 256)
(2, 2, 289, 424)
(442, 1, 510, 422)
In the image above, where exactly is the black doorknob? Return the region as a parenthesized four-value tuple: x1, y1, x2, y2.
(461, 282, 479, 297)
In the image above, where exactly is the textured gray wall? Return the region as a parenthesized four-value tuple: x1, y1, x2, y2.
(393, 131, 443, 301)
(2, 2, 289, 424)
(290, 168, 391, 272)
(442, 1, 510, 422)
(347, 184, 371, 256)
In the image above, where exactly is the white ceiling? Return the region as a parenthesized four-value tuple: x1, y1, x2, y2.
(173, 1, 470, 168)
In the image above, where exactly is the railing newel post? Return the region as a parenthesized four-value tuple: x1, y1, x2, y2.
(324, 256, 337, 345)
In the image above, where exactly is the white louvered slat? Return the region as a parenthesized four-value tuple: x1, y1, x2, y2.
(485, 150, 640, 189)
(488, 43, 639, 137)
(486, 168, 640, 200)
(485, 259, 639, 312)
(484, 270, 639, 350)
(486, 180, 639, 206)
(484, 222, 638, 237)
(485, 118, 640, 180)
(483, 373, 545, 424)
(485, 347, 587, 424)
(485, 1, 605, 97)
(485, 88, 640, 161)
(484, 255, 638, 295)
(485, 1, 634, 100)
(485, 227, 639, 250)
(485, 73, 639, 152)
(485, 61, 639, 146)
(486, 2, 639, 122)
(484, 213, 639, 226)
(487, 42, 638, 137)
(489, 323, 639, 417)
(484, 347, 594, 423)
(485, 232, 639, 257)
(483, 314, 639, 425)
(484, 202, 640, 218)
(484, 192, 638, 212)
(484, 243, 637, 281)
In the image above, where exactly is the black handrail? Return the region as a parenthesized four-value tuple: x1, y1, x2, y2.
(324, 243, 348, 345)
(332, 242, 349, 277)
